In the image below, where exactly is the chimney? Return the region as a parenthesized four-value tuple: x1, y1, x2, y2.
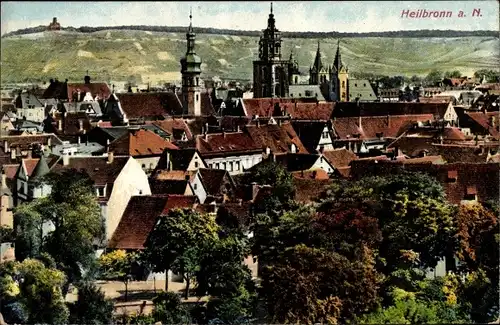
(223, 130, 226, 138)
(237, 125, 240, 132)
(256, 119, 260, 128)
(58, 119, 62, 131)
(10, 147, 15, 160)
(107, 151, 114, 164)
(62, 153, 70, 166)
(78, 136, 81, 145)
(205, 123, 209, 135)
(27, 148, 32, 159)
(278, 119, 282, 126)
(387, 115, 390, 129)
(79, 119, 84, 131)
(47, 137, 51, 148)
(106, 139, 110, 152)
(251, 182, 259, 201)
(358, 116, 362, 128)
(4, 140, 9, 153)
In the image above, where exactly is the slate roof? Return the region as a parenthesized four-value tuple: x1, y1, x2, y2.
(108, 194, 198, 250)
(197, 168, 234, 197)
(348, 79, 377, 101)
(116, 92, 182, 119)
(332, 102, 451, 119)
(155, 148, 204, 171)
(43, 112, 92, 136)
(244, 122, 309, 154)
(322, 148, 358, 168)
(262, 153, 322, 172)
(216, 202, 253, 229)
(0, 134, 64, 151)
(291, 121, 328, 153)
(150, 118, 193, 140)
(288, 85, 326, 101)
(15, 92, 44, 108)
(30, 154, 50, 179)
(62, 101, 102, 116)
(108, 129, 178, 156)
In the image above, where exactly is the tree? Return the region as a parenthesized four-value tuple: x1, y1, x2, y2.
(0, 259, 69, 324)
(143, 208, 218, 293)
(0, 225, 14, 243)
(195, 235, 257, 323)
(151, 291, 191, 324)
(444, 70, 462, 78)
(474, 69, 500, 83)
(68, 281, 114, 325)
(14, 170, 103, 293)
(260, 244, 379, 323)
(425, 70, 443, 85)
(99, 250, 138, 301)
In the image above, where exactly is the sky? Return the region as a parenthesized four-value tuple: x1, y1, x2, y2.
(1, 1, 498, 36)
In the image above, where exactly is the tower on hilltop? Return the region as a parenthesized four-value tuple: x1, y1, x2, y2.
(180, 8, 202, 116)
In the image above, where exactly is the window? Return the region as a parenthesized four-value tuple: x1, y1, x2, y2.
(215, 163, 220, 169)
(96, 186, 106, 197)
(295, 76, 298, 84)
(141, 164, 146, 169)
(322, 131, 329, 139)
(209, 163, 213, 168)
(305, 90, 312, 96)
(235, 161, 240, 171)
(355, 83, 357, 87)
(194, 183, 197, 190)
(299, 93, 302, 97)
(342, 81, 345, 88)
(363, 83, 366, 87)
(194, 161, 199, 168)
(222, 162, 226, 170)
(196, 94, 199, 102)
(196, 77, 199, 86)
(290, 93, 293, 97)
(229, 162, 233, 171)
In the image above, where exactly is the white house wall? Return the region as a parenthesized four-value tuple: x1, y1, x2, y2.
(316, 125, 335, 152)
(191, 173, 207, 203)
(106, 157, 151, 242)
(205, 153, 262, 175)
(16, 107, 45, 123)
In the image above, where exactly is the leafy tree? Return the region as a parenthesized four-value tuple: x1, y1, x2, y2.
(68, 281, 114, 325)
(99, 249, 138, 301)
(14, 170, 103, 293)
(151, 291, 191, 324)
(195, 234, 257, 323)
(260, 244, 379, 323)
(474, 69, 500, 83)
(0, 258, 69, 324)
(444, 70, 462, 78)
(143, 208, 218, 293)
(0, 225, 14, 243)
(425, 70, 444, 85)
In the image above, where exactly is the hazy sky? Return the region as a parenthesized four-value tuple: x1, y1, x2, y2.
(1, 1, 498, 35)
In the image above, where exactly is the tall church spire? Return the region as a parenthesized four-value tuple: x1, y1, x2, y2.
(267, 2, 275, 30)
(313, 40, 322, 72)
(334, 39, 343, 71)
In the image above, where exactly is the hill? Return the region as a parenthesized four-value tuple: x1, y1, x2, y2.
(1, 29, 499, 84)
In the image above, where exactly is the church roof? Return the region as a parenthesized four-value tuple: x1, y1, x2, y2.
(312, 41, 323, 72)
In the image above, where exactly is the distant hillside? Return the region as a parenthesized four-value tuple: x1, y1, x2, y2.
(2, 25, 498, 39)
(1, 29, 499, 84)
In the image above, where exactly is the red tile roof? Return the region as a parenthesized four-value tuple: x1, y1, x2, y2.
(116, 92, 182, 119)
(196, 132, 262, 157)
(44, 112, 92, 136)
(109, 129, 178, 156)
(466, 111, 499, 139)
(293, 178, 333, 203)
(244, 122, 308, 154)
(291, 169, 330, 180)
(108, 194, 198, 250)
(322, 148, 358, 168)
(332, 102, 451, 119)
(67, 83, 110, 102)
(240, 98, 331, 119)
(0, 134, 64, 150)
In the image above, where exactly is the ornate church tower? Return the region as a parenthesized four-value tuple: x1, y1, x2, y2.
(180, 9, 202, 115)
(253, 3, 290, 98)
(289, 50, 300, 85)
(309, 41, 329, 85)
(331, 40, 349, 102)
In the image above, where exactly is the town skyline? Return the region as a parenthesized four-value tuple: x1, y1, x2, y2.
(2, 1, 499, 36)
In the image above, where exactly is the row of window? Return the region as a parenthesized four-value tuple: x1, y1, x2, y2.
(209, 160, 241, 172)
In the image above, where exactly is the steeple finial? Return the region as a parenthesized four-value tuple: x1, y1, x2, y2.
(270, 2, 273, 14)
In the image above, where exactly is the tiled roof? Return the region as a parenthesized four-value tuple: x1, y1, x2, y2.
(268, 153, 322, 172)
(292, 102, 334, 120)
(67, 83, 111, 102)
(152, 170, 195, 181)
(240, 98, 328, 119)
(418, 97, 454, 104)
(217, 202, 253, 229)
(109, 129, 178, 156)
(293, 178, 333, 203)
(322, 148, 357, 168)
(155, 148, 203, 171)
(0, 134, 64, 150)
(51, 156, 129, 186)
(108, 194, 198, 249)
(244, 122, 308, 154)
(43, 112, 92, 136)
(291, 169, 330, 180)
(290, 121, 327, 153)
(466, 111, 499, 139)
(149, 178, 191, 195)
(332, 102, 451, 119)
(198, 168, 234, 197)
(196, 132, 261, 157)
(116, 92, 182, 119)
(430, 144, 490, 163)
(150, 119, 193, 140)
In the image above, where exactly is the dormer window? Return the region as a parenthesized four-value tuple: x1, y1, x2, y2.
(464, 186, 477, 201)
(96, 185, 106, 197)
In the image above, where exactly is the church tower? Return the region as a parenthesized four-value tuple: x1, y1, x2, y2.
(309, 41, 329, 85)
(331, 40, 349, 102)
(289, 50, 300, 85)
(180, 9, 202, 116)
(253, 3, 290, 98)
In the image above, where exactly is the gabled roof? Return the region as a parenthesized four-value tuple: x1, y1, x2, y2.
(322, 148, 358, 168)
(43, 112, 92, 136)
(197, 168, 234, 197)
(149, 178, 191, 195)
(109, 129, 178, 156)
(150, 119, 193, 140)
(291, 121, 328, 153)
(108, 194, 198, 250)
(67, 83, 110, 102)
(332, 102, 451, 119)
(267, 153, 325, 172)
(466, 111, 499, 139)
(155, 148, 205, 171)
(239, 98, 319, 118)
(15, 92, 44, 108)
(116, 92, 182, 119)
(244, 122, 308, 154)
(0, 134, 64, 151)
(293, 178, 333, 203)
(196, 132, 261, 157)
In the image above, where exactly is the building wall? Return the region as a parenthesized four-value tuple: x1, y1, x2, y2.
(191, 173, 207, 203)
(106, 157, 151, 241)
(16, 107, 45, 123)
(0, 195, 13, 228)
(135, 156, 162, 173)
(186, 152, 206, 171)
(312, 156, 335, 174)
(205, 153, 263, 175)
(316, 125, 334, 152)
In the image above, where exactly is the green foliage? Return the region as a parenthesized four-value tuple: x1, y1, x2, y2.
(14, 170, 103, 291)
(0, 258, 69, 324)
(151, 291, 191, 324)
(0, 225, 14, 242)
(68, 281, 114, 325)
(143, 208, 218, 293)
(444, 70, 462, 78)
(425, 69, 444, 85)
(474, 69, 500, 82)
